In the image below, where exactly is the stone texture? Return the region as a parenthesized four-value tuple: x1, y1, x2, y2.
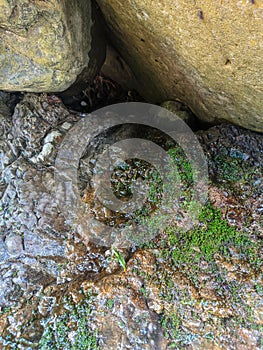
(0, 0, 105, 92)
(101, 45, 137, 90)
(0, 93, 262, 348)
(96, 0, 263, 132)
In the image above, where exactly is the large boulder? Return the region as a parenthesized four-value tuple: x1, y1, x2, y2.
(96, 0, 263, 132)
(0, 0, 105, 92)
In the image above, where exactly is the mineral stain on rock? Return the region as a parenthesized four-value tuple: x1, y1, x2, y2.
(0, 91, 262, 349)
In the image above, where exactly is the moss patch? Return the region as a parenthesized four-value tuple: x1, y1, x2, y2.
(39, 291, 100, 350)
(166, 203, 261, 270)
(137, 201, 262, 347)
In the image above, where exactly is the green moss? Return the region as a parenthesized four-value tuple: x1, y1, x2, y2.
(39, 291, 100, 350)
(255, 283, 263, 296)
(167, 147, 193, 185)
(212, 153, 243, 183)
(125, 145, 198, 246)
(166, 203, 260, 270)
(141, 202, 261, 274)
(136, 201, 261, 346)
(106, 299, 114, 309)
(161, 312, 181, 341)
(160, 311, 199, 348)
(128, 142, 261, 347)
(210, 147, 261, 196)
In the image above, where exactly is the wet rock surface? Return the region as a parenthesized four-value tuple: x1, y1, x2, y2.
(0, 93, 262, 349)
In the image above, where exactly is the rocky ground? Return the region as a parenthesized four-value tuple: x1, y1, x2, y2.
(0, 88, 262, 349)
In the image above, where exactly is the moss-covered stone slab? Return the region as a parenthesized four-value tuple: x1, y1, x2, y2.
(97, 0, 263, 132)
(0, 0, 105, 92)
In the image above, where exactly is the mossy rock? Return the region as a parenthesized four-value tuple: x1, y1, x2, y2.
(0, 0, 105, 92)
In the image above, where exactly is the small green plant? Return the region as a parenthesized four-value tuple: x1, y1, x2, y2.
(106, 299, 114, 309)
(112, 247, 126, 271)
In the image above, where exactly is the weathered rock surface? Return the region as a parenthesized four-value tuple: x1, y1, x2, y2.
(96, 0, 263, 132)
(101, 45, 137, 91)
(0, 0, 105, 92)
(0, 94, 262, 349)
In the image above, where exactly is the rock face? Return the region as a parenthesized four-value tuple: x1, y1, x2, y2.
(0, 93, 262, 349)
(0, 0, 105, 92)
(96, 0, 263, 132)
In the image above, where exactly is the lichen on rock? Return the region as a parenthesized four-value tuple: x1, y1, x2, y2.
(0, 0, 105, 92)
